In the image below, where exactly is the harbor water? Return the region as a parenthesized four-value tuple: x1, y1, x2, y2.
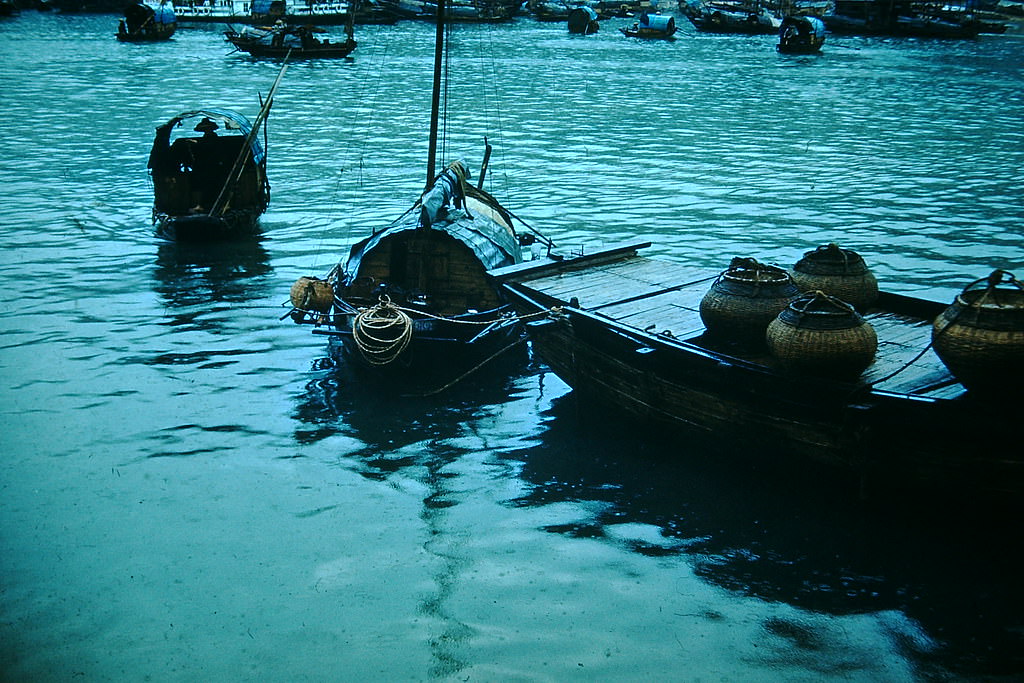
(2, 10, 1023, 681)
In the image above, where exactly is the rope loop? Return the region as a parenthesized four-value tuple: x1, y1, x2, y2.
(353, 298, 414, 366)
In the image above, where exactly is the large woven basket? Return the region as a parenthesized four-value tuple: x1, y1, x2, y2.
(290, 276, 335, 313)
(791, 243, 878, 312)
(932, 269, 1024, 394)
(700, 257, 799, 345)
(767, 291, 877, 377)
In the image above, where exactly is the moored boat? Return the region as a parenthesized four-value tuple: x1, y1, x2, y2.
(225, 21, 356, 57)
(684, 0, 780, 34)
(286, 0, 550, 391)
(117, 0, 176, 40)
(567, 4, 599, 32)
(776, 14, 825, 52)
(493, 242, 1024, 502)
(147, 94, 279, 240)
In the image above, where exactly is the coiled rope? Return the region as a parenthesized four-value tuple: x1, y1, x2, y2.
(353, 297, 414, 366)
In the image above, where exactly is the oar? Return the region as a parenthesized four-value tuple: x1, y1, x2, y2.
(208, 53, 290, 218)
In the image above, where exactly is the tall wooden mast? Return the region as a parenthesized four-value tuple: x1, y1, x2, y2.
(425, 0, 446, 188)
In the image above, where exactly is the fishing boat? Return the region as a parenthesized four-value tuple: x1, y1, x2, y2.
(776, 14, 825, 53)
(620, 11, 676, 37)
(225, 21, 356, 57)
(147, 69, 284, 240)
(567, 4, 599, 32)
(683, 0, 780, 34)
(493, 242, 1024, 503)
(822, 0, 999, 37)
(286, 0, 548, 390)
(117, 0, 177, 41)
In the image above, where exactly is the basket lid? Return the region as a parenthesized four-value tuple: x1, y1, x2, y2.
(722, 257, 791, 285)
(794, 243, 869, 276)
(778, 291, 864, 330)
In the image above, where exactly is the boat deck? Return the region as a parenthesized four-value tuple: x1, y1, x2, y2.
(493, 244, 965, 401)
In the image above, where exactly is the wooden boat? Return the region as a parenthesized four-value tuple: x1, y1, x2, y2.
(620, 12, 676, 37)
(777, 14, 825, 53)
(147, 69, 283, 240)
(567, 4, 599, 32)
(287, 0, 547, 390)
(225, 22, 356, 58)
(117, 0, 176, 41)
(492, 242, 1024, 502)
(822, 0, 998, 37)
(684, 1, 780, 34)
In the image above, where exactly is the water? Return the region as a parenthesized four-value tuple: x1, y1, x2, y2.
(1, 10, 1023, 681)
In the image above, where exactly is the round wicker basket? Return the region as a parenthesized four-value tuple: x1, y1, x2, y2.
(791, 243, 878, 312)
(767, 291, 877, 377)
(932, 270, 1024, 394)
(290, 276, 335, 313)
(699, 257, 799, 345)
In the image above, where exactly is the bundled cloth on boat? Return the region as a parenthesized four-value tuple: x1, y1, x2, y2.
(932, 269, 1024, 395)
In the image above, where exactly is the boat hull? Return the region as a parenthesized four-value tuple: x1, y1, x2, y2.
(155, 210, 261, 241)
(493, 245, 1023, 503)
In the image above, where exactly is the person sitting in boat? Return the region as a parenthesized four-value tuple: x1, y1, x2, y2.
(271, 19, 286, 47)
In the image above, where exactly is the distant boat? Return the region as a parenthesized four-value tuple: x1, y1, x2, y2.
(776, 14, 825, 53)
(287, 0, 549, 390)
(822, 0, 1002, 38)
(147, 96, 279, 240)
(567, 5, 598, 32)
(494, 243, 1024, 504)
(389, 0, 520, 22)
(620, 11, 676, 37)
(225, 21, 356, 57)
(684, 1, 780, 34)
(117, 0, 176, 40)
(173, 0, 354, 25)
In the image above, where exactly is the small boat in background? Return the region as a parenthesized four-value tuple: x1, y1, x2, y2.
(225, 21, 356, 58)
(117, 0, 176, 41)
(147, 104, 275, 240)
(620, 12, 676, 37)
(777, 14, 825, 53)
(567, 5, 599, 32)
(493, 243, 1024, 503)
(684, 0, 780, 34)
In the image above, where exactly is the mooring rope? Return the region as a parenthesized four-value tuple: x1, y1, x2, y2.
(353, 297, 414, 366)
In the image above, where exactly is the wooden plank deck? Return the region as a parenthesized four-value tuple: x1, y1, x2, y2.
(501, 250, 964, 400)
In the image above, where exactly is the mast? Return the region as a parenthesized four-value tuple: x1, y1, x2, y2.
(425, 0, 446, 188)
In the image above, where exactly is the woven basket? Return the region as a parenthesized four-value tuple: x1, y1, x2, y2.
(767, 291, 877, 377)
(791, 243, 878, 312)
(932, 270, 1024, 394)
(700, 257, 799, 345)
(290, 276, 335, 313)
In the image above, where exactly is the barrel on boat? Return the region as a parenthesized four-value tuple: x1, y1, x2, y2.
(699, 257, 799, 345)
(767, 291, 877, 377)
(932, 269, 1024, 395)
(290, 276, 334, 313)
(790, 243, 878, 312)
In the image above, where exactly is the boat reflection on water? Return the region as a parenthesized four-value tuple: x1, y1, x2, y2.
(503, 389, 1024, 681)
(153, 238, 273, 310)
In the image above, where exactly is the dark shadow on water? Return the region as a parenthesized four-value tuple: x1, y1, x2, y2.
(503, 390, 1024, 682)
(152, 237, 273, 309)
